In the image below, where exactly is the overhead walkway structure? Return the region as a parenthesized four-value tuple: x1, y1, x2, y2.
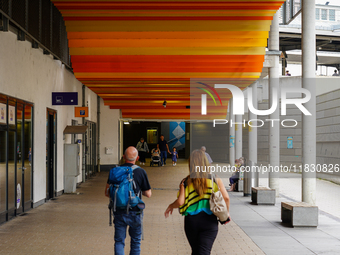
(52, 0, 285, 120)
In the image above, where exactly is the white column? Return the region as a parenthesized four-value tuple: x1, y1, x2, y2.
(235, 114, 243, 159)
(268, 11, 280, 196)
(229, 99, 235, 166)
(302, 0, 316, 205)
(248, 82, 258, 187)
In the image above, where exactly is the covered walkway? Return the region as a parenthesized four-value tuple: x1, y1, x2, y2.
(1, 160, 340, 254)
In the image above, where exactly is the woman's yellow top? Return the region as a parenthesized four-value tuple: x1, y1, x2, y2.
(179, 177, 219, 216)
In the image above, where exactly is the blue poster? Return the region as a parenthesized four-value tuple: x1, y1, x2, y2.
(287, 137, 293, 149)
(230, 135, 235, 148)
(169, 122, 185, 150)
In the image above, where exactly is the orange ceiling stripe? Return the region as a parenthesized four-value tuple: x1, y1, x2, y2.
(74, 72, 261, 79)
(69, 47, 266, 55)
(64, 20, 272, 32)
(68, 38, 267, 48)
(67, 31, 269, 39)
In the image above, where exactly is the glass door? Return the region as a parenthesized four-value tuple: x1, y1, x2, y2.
(0, 94, 34, 223)
(8, 100, 16, 220)
(84, 121, 97, 179)
(46, 109, 56, 200)
(0, 96, 7, 223)
(16, 103, 23, 214)
(23, 104, 33, 211)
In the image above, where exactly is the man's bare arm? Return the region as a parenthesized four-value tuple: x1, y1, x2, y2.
(105, 183, 110, 197)
(142, 189, 152, 198)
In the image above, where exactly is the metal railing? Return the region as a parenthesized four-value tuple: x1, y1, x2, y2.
(0, 0, 70, 68)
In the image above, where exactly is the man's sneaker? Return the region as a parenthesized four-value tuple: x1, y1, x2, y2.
(173, 163, 175, 166)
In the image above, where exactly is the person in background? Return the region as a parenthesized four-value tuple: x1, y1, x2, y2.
(228, 159, 240, 192)
(157, 134, 170, 166)
(201, 146, 213, 164)
(28, 147, 32, 166)
(170, 147, 178, 166)
(239, 157, 245, 168)
(164, 150, 230, 255)
(332, 70, 339, 76)
(136, 138, 149, 165)
(285, 70, 291, 76)
(151, 147, 160, 157)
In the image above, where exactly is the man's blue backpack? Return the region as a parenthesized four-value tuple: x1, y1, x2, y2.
(108, 165, 145, 213)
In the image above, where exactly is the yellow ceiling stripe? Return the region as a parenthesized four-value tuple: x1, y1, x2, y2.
(67, 31, 270, 39)
(65, 20, 272, 32)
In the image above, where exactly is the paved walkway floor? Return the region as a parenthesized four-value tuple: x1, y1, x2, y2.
(1, 159, 340, 254)
(0, 160, 263, 255)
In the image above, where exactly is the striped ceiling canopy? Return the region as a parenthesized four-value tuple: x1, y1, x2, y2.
(53, 0, 284, 120)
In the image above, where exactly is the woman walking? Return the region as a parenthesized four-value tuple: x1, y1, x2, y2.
(136, 138, 149, 165)
(164, 150, 230, 255)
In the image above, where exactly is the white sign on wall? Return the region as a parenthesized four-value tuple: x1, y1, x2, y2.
(9, 105, 15, 125)
(0, 103, 6, 124)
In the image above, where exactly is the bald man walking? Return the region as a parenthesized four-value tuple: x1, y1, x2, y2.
(105, 146, 152, 255)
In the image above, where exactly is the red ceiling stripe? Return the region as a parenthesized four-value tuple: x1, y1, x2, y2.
(72, 67, 263, 73)
(57, 5, 281, 10)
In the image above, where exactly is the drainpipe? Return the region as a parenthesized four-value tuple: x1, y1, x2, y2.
(82, 85, 86, 183)
(97, 96, 101, 172)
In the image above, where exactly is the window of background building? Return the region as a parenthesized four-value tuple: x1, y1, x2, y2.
(321, 9, 328, 20)
(329, 9, 335, 21)
(316, 8, 320, 20)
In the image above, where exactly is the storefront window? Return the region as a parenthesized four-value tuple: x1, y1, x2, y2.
(0, 94, 33, 223)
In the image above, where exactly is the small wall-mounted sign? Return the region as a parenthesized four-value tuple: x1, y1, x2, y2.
(287, 137, 293, 149)
(52, 92, 78, 105)
(75, 107, 88, 117)
(105, 147, 113, 155)
(0, 103, 6, 124)
(230, 135, 235, 148)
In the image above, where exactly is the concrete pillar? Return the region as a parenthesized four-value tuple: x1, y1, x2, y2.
(248, 82, 258, 187)
(302, 0, 316, 205)
(229, 98, 235, 166)
(268, 11, 280, 196)
(235, 114, 243, 159)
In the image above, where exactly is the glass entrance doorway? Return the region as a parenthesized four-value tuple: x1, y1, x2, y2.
(0, 94, 33, 224)
(84, 121, 97, 179)
(46, 109, 56, 200)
